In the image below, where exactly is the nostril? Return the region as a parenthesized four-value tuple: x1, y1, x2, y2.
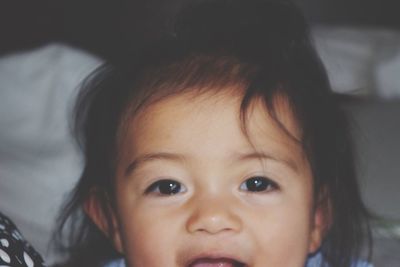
(185, 196, 243, 234)
(186, 212, 241, 234)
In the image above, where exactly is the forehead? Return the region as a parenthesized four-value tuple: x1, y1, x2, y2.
(120, 89, 305, 168)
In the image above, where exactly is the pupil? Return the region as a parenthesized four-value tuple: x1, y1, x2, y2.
(247, 177, 267, 191)
(159, 180, 180, 195)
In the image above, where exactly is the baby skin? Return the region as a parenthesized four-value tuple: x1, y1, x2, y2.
(87, 89, 325, 267)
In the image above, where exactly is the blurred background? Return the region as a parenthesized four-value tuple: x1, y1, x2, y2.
(0, 0, 399, 265)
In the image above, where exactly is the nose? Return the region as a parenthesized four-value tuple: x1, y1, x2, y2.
(186, 194, 242, 235)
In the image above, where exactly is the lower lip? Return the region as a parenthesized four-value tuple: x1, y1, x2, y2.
(191, 264, 232, 267)
(189, 259, 241, 267)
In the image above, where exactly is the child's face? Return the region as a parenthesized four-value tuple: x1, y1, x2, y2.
(91, 91, 324, 267)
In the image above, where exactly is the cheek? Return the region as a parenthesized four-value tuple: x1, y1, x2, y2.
(247, 196, 314, 265)
(115, 190, 185, 266)
(119, 211, 180, 266)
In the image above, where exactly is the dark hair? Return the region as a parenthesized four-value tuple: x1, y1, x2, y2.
(53, 1, 372, 266)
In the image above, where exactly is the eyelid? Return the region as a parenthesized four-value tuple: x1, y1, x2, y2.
(144, 179, 187, 196)
(239, 175, 280, 192)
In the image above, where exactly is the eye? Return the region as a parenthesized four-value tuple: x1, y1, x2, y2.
(145, 179, 186, 195)
(239, 176, 279, 192)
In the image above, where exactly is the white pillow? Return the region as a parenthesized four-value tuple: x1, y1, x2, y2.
(313, 26, 400, 99)
(0, 43, 102, 263)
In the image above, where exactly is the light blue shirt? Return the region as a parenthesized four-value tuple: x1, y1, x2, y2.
(104, 258, 125, 267)
(103, 253, 373, 267)
(306, 252, 373, 267)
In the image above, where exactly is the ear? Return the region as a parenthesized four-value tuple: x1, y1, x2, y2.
(83, 190, 124, 253)
(308, 195, 332, 254)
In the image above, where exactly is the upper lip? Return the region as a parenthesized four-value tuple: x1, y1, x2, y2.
(183, 252, 248, 267)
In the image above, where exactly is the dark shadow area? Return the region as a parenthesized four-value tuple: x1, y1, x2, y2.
(1, 0, 399, 61)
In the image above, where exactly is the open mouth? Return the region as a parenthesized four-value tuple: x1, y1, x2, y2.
(188, 257, 247, 267)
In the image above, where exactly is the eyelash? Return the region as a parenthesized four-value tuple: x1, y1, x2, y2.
(239, 176, 279, 193)
(145, 179, 187, 196)
(145, 176, 279, 196)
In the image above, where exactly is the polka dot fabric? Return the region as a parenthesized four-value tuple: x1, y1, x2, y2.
(0, 212, 45, 267)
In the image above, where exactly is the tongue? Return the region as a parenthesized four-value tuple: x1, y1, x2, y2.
(189, 258, 237, 267)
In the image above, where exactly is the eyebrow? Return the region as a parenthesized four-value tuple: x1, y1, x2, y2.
(125, 151, 298, 176)
(125, 152, 185, 176)
(236, 151, 299, 172)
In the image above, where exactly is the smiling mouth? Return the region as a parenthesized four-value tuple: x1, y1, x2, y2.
(188, 258, 246, 267)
